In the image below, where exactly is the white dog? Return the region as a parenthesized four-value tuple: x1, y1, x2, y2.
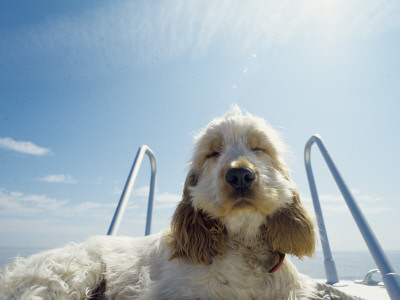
(0, 106, 317, 299)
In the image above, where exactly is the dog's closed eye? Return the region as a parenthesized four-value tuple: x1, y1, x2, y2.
(206, 151, 221, 159)
(251, 147, 265, 153)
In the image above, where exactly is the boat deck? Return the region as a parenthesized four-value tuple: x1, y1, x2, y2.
(314, 279, 389, 300)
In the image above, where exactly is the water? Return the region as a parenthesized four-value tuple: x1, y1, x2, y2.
(291, 251, 400, 281)
(1, 247, 399, 281)
(0, 247, 47, 268)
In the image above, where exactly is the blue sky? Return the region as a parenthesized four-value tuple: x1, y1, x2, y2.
(0, 0, 399, 254)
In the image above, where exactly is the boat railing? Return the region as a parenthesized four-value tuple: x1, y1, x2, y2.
(107, 145, 156, 236)
(304, 134, 400, 300)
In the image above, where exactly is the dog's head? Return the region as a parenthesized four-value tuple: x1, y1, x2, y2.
(169, 106, 315, 264)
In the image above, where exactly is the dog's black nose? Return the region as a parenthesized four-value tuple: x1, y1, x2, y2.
(226, 168, 255, 189)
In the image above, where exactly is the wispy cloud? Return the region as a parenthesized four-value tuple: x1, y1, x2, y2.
(2, 0, 399, 77)
(39, 174, 77, 184)
(155, 192, 181, 209)
(0, 186, 178, 221)
(0, 137, 51, 156)
(301, 190, 391, 215)
(0, 186, 173, 245)
(0, 187, 117, 220)
(0, 188, 68, 217)
(132, 185, 181, 209)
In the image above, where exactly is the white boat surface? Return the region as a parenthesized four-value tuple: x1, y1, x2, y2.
(313, 278, 390, 300)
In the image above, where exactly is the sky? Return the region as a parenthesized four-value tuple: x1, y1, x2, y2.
(0, 0, 400, 258)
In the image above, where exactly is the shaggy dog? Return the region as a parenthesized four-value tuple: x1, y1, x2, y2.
(0, 106, 317, 299)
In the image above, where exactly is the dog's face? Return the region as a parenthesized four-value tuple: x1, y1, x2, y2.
(169, 106, 315, 265)
(189, 108, 295, 219)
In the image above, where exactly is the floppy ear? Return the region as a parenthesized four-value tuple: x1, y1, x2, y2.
(169, 168, 226, 265)
(262, 190, 315, 258)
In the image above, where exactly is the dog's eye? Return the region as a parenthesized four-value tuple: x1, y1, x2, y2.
(252, 147, 265, 153)
(206, 152, 220, 158)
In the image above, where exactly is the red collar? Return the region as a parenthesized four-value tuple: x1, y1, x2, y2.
(269, 253, 285, 273)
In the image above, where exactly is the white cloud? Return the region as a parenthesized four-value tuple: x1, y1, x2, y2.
(0, 137, 51, 156)
(132, 186, 181, 209)
(319, 194, 343, 203)
(0, 185, 177, 223)
(154, 192, 181, 209)
(351, 189, 384, 203)
(0, 188, 113, 219)
(0, 188, 68, 216)
(362, 206, 391, 215)
(300, 190, 391, 215)
(39, 174, 77, 184)
(0, 186, 174, 246)
(132, 186, 152, 198)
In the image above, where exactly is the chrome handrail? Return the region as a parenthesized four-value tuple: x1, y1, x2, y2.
(304, 134, 400, 299)
(107, 145, 156, 236)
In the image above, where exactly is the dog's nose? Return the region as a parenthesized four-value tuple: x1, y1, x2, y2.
(226, 168, 255, 189)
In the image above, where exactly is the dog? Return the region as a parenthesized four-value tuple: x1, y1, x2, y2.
(0, 106, 316, 299)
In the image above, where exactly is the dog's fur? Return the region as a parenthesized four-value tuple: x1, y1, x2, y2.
(0, 106, 316, 299)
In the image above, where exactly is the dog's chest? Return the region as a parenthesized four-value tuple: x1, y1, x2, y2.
(212, 249, 276, 283)
(135, 249, 279, 300)
(152, 263, 275, 300)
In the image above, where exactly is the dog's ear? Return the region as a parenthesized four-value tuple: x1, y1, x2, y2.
(169, 168, 226, 265)
(262, 190, 315, 258)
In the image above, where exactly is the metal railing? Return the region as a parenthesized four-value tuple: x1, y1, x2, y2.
(107, 145, 156, 236)
(304, 134, 400, 300)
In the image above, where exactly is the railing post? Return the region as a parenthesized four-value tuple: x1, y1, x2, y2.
(305, 135, 339, 284)
(144, 148, 156, 236)
(305, 134, 400, 299)
(107, 145, 156, 236)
